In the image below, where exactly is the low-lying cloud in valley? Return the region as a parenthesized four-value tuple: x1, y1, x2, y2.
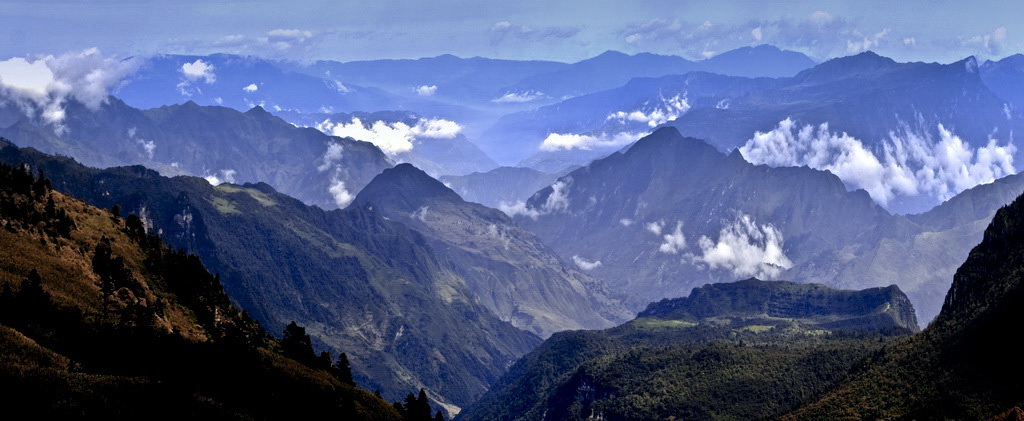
(500, 179, 572, 219)
(540, 131, 644, 151)
(607, 94, 690, 128)
(492, 90, 545, 103)
(316, 117, 462, 155)
(740, 118, 1017, 208)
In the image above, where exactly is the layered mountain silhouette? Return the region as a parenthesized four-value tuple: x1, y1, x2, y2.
(352, 164, 633, 337)
(485, 51, 1019, 213)
(0, 139, 537, 413)
(439, 166, 563, 209)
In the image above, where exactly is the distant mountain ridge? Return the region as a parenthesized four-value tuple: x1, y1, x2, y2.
(0, 96, 393, 210)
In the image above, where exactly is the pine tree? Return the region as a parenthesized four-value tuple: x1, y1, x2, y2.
(433, 410, 445, 421)
(412, 389, 432, 421)
(335, 352, 356, 386)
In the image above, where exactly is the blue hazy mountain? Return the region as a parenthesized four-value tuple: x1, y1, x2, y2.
(981, 53, 1024, 111)
(117, 54, 479, 122)
(440, 166, 565, 209)
(299, 54, 568, 106)
(482, 71, 780, 165)
(0, 97, 393, 210)
(481, 51, 1018, 215)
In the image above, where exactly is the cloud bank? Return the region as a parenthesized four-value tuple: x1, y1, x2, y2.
(540, 131, 644, 152)
(0, 48, 139, 132)
(739, 118, 1016, 207)
(490, 21, 580, 45)
(491, 90, 545, 103)
(316, 117, 462, 155)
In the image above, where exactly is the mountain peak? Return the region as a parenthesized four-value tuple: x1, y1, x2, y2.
(245, 105, 269, 115)
(352, 163, 462, 211)
(794, 50, 898, 83)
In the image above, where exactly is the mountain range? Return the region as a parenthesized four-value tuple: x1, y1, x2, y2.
(512, 126, 1024, 322)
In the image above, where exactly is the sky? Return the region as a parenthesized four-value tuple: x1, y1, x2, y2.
(1, 0, 1023, 64)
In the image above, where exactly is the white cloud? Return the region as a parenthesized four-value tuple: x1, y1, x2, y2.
(0, 48, 139, 132)
(490, 21, 580, 45)
(645, 220, 664, 235)
(328, 177, 355, 208)
(607, 93, 690, 128)
(846, 28, 891, 54)
(415, 85, 437, 96)
(739, 118, 1017, 207)
(572, 255, 603, 270)
(499, 200, 540, 219)
(181, 59, 216, 84)
(658, 222, 686, 254)
(542, 180, 571, 213)
(540, 131, 644, 152)
(0, 57, 52, 98)
(262, 29, 317, 54)
(619, 218, 634, 227)
(491, 90, 545, 103)
(696, 213, 793, 279)
(412, 206, 429, 222)
(499, 178, 572, 219)
(316, 117, 462, 155)
(318, 142, 344, 172)
(751, 26, 763, 41)
(243, 83, 259, 92)
(204, 169, 237, 186)
(128, 127, 156, 159)
(961, 26, 1008, 57)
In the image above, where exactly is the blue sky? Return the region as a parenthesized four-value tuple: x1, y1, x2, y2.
(1, 0, 1022, 63)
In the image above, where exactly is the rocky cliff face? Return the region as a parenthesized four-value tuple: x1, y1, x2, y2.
(640, 278, 919, 332)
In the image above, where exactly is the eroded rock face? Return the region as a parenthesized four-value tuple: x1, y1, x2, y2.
(640, 278, 919, 332)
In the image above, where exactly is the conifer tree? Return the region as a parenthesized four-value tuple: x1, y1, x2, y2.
(335, 352, 356, 386)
